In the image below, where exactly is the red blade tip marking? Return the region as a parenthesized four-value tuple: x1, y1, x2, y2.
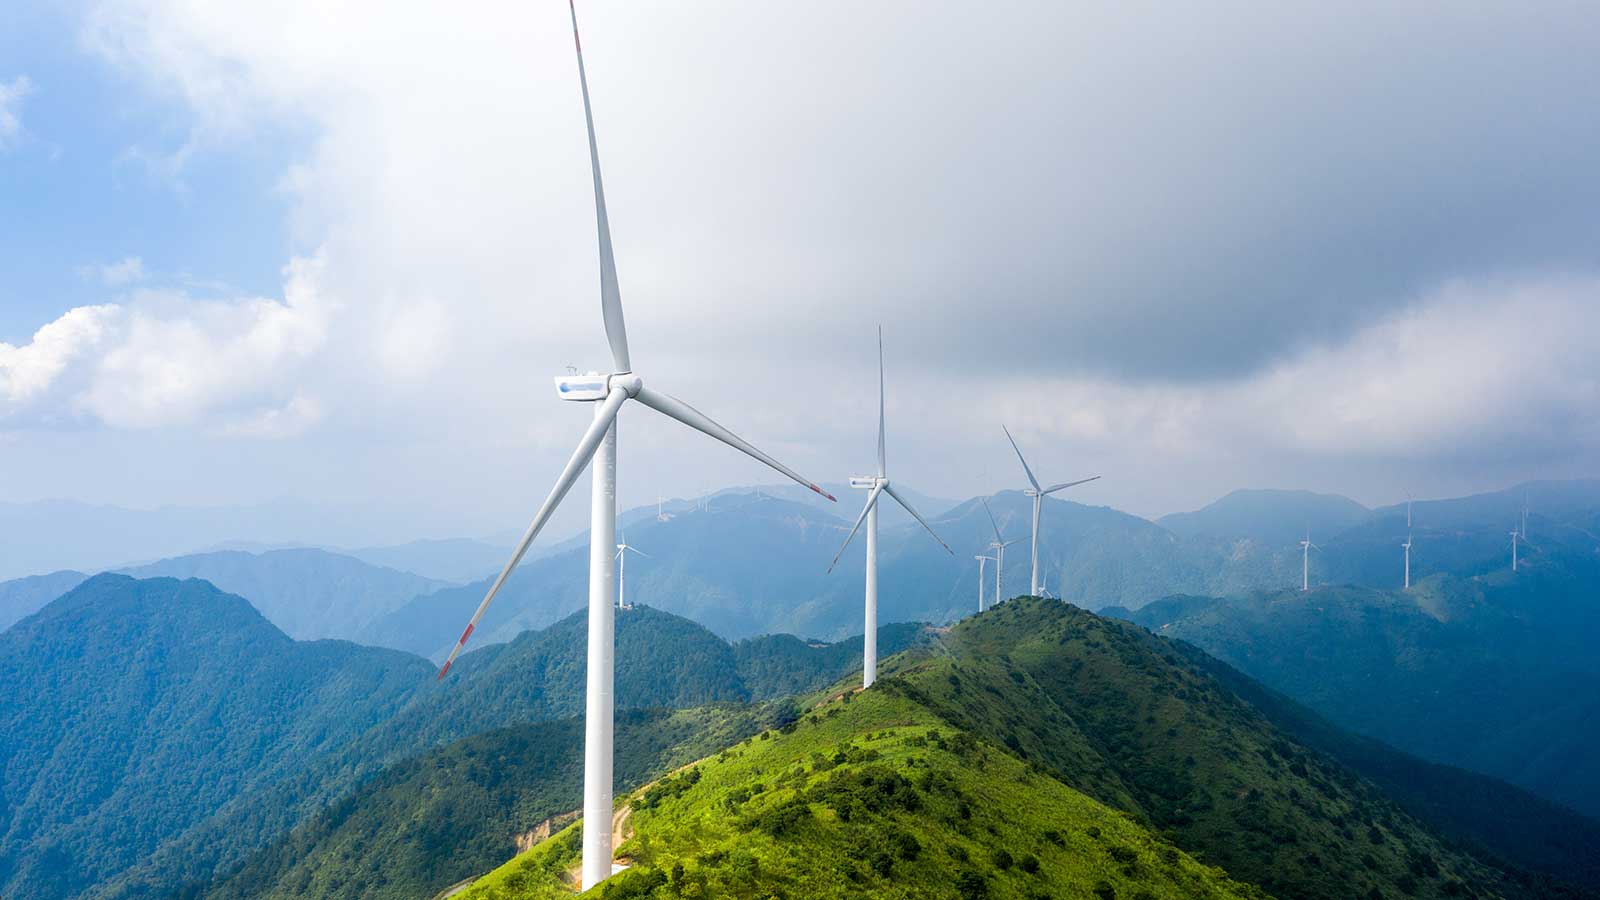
(459, 623, 474, 645)
(436, 659, 453, 681)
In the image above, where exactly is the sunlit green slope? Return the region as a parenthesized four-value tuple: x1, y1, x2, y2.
(460, 688, 1269, 900)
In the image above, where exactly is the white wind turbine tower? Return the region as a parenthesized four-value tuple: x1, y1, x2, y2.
(1299, 529, 1321, 592)
(1002, 426, 1100, 596)
(435, 5, 835, 889)
(615, 532, 649, 610)
(1040, 571, 1057, 600)
(981, 498, 1023, 604)
(827, 330, 954, 689)
(1401, 533, 1412, 589)
(974, 554, 995, 612)
(1510, 524, 1521, 572)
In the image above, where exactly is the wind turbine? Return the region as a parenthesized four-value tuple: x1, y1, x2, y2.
(1299, 529, 1320, 592)
(827, 330, 953, 689)
(434, 4, 835, 889)
(981, 498, 1023, 604)
(615, 533, 649, 610)
(974, 554, 995, 612)
(1511, 524, 1521, 572)
(1401, 533, 1412, 589)
(1002, 425, 1100, 596)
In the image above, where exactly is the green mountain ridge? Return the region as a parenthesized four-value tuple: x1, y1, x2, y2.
(213, 597, 1597, 900)
(467, 688, 1268, 900)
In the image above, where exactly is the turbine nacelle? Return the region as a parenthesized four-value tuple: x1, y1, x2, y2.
(554, 372, 643, 402)
(850, 475, 884, 490)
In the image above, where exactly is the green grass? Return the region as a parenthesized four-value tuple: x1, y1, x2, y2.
(459, 689, 1268, 900)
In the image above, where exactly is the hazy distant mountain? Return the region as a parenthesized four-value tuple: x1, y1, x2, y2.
(1322, 479, 1600, 588)
(359, 495, 865, 658)
(1115, 559, 1600, 818)
(0, 569, 85, 632)
(362, 488, 1353, 659)
(0, 498, 514, 582)
(117, 548, 451, 642)
(341, 538, 513, 583)
(1159, 487, 1371, 544)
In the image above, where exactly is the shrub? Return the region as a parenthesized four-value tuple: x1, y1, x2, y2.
(956, 870, 988, 900)
(744, 798, 811, 838)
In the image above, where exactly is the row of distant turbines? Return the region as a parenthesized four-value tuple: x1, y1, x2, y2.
(1304, 494, 1533, 594)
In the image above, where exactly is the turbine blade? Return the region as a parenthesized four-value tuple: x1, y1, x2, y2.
(630, 547, 652, 558)
(1041, 475, 1101, 494)
(634, 385, 836, 501)
(981, 497, 1003, 542)
(568, 0, 631, 373)
(885, 483, 954, 555)
(877, 327, 886, 478)
(827, 483, 885, 573)
(437, 389, 628, 679)
(1002, 426, 1041, 492)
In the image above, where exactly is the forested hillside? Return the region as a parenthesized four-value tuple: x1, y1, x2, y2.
(0, 575, 433, 900)
(1115, 564, 1600, 818)
(0, 573, 913, 900)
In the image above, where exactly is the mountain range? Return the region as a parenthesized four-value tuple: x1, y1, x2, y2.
(1110, 558, 1600, 818)
(0, 574, 920, 900)
(215, 596, 1600, 900)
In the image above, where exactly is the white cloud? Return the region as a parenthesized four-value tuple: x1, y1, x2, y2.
(2, 256, 331, 433)
(12, 0, 1594, 517)
(79, 256, 147, 286)
(211, 393, 324, 439)
(0, 75, 33, 150)
(0, 304, 122, 405)
(988, 275, 1600, 468)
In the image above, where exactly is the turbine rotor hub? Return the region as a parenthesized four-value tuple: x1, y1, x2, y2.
(609, 372, 643, 398)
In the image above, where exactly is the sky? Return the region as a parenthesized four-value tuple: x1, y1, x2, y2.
(2, 0, 1598, 543)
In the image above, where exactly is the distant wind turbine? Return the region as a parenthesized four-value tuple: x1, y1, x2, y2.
(827, 330, 954, 688)
(1002, 425, 1099, 596)
(434, 4, 835, 889)
(1299, 529, 1321, 592)
(615, 533, 649, 610)
(974, 554, 995, 612)
(1401, 533, 1412, 590)
(1511, 524, 1521, 572)
(982, 498, 1023, 604)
